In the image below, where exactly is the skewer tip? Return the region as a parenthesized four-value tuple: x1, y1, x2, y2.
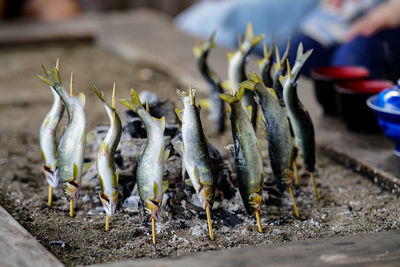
(288, 186, 299, 218)
(311, 172, 320, 200)
(105, 214, 110, 231)
(112, 83, 116, 109)
(69, 72, 74, 96)
(255, 210, 263, 233)
(48, 185, 53, 207)
(69, 198, 74, 217)
(152, 217, 156, 245)
(206, 205, 214, 241)
(55, 58, 60, 70)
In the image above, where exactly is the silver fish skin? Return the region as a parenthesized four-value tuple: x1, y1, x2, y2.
(39, 87, 64, 188)
(193, 32, 225, 133)
(93, 85, 122, 217)
(241, 73, 294, 190)
(175, 87, 215, 210)
(227, 23, 264, 127)
(281, 44, 315, 172)
(120, 89, 167, 220)
(219, 87, 264, 215)
(38, 66, 86, 201)
(272, 36, 291, 104)
(257, 39, 275, 88)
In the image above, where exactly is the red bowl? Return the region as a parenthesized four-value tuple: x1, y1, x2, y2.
(335, 79, 395, 133)
(310, 66, 370, 115)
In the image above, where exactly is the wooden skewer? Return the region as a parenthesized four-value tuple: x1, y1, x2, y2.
(69, 198, 74, 217)
(69, 72, 74, 96)
(152, 217, 156, 245)
(311, 172, 319, 200)
(255, 210, 263, 233)
(238, 34, 243, 54)
(112, 83, 116, 109)
(189, 85, 194, 106)
(293, 163, 300, 187)
(145, 98, 150, 113)
(55, 58, 60, 70)
(105, 214, 110, 231)
(48, 185, 53, 207)
(206, 205, 214, 241)
(288, 186, 299, 218)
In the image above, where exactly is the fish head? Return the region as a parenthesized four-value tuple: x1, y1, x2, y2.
(63, 179, 79, 201)
(248, 192, 262, 214)
(99, 191, 118, 217)
(198, 185, 215, 210)
(43, 165, 59, 188)
(144, 200, 160, 220)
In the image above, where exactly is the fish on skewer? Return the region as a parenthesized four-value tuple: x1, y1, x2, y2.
(219, 87, 264, 232)
(280, 44, 319, 200)
(39, 59, 64, 207)
(193, 32, 226, 133)
(174, 86, 216, 240)
(272, 36, 291, 105)
(225, 23, 264, 127)
(258, 39, 275, 88)
(93, 84, 122, 231)
(120, 89, 169, 244)
(38, 66, 91, 217)
(241, 73, 299, 218)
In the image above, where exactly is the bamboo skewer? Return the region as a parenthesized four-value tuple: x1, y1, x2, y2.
(48, 185, 53, 207)
(255, 210, 263, 233)
(288, 186, 299, 218)
(69, 198, 74, 217)
(311, 172, 319, 200)
(152, 217, 156, 244)
(105, 214, 110, 231)
(293, 163, 300, 187)
(206, 205, 214, 241)
(70, 72, 74, 96)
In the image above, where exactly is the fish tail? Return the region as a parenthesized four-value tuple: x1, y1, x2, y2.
(244, 22, 265, 46)
(120, 88, 142, 112)
(92, 84, 116, 111)
(193, 31, 217, 58)
(219, 86, 244, 104)
(292, 43, 313, 79)
(38, 64, 62, 88)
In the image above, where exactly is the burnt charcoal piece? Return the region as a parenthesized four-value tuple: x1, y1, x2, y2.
(164, 124, 180, 138)
(123, 117, 147, 138)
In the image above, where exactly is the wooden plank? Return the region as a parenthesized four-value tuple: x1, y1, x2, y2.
(0, 206, 64, 267)
(92, 230, 400, 267)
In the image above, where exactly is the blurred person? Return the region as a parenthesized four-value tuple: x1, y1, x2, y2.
(175, 0, 319, 54)
(0, 0, 80, 21)
(290, 0, 400, 81)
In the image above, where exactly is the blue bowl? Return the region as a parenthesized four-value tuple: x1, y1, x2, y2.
(367, 92, 400, 156)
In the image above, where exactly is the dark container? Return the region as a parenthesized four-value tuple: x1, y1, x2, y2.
(311, 66, 370, 116)
(335, 80, 394, 133)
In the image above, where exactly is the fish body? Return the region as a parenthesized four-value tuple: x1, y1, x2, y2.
(193, 32, 225, 133)
(39, 87, 64, 188)
(241, 73, 294, 189)
(38, 67, 87, 201)
(220, 87, 264, 214)
(120, 89, 167, 219)
(257, 40, 275, 88)
(227, 23, 264, 127)
(272, 37, 291, 104)
(175, 88, 215, 209)
(94, 85, 122, 217)
(281, 44, 315, 172)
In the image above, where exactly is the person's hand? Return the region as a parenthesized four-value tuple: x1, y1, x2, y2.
(346, 0, 400, 41)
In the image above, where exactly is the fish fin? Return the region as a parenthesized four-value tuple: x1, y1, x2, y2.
(92, 84, 115, 111)
(192, 166, 201, 185)
(162, 180, 169, 194)
(279, 72, 291, 89)
(209, 31, 216, 47)
(226, 52, 235, 61)
(292, 43, 313, 79)
(82, 162, 93, 175)
(244, 105, 253, 121)
(244, 23, 265, 46)
(154, 116, 166, 131)
(163, 148, 170, 163)
(153, 181, 159, 198)
(73, 163, 79, 178)
(115, 172, 119, 185)
(40, 149, 47, 162)
(220, 80, 231, 90)
(240, 80, 256, 91)
(120, 89, 142, 112)
(37, 65, 62, 87)
(225, 144, 235, 157)
(173, 140, 184, 153)
(219, 86, 245, 104)
(77, 93, 85, 106)
(199, 98, 211, 110)
(193, 45, 202, 58)
(175, 108, 183, 121)
(185, 178, 193, 187)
